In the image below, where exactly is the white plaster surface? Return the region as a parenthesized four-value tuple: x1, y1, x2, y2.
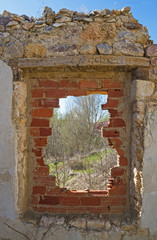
(141, 104, 157, 234)
(0, 60, 16, 219)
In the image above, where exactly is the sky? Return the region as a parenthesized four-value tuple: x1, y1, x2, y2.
(0, 0, 157, 43)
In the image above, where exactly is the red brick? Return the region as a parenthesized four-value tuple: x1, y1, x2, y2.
(111, 167, 125, 177)
(88, 190, 108, 196)
(48, 207, 67, 214)
(101, 197, 127, 206)
(36, 158, 45, 166)
(31, 118, 49, 127)
(116, 148, 124, 157)
(32, 186, 46, 195)
(69, 81, 80, 88)
(109, 186, 127, 196)
(32, 206, 48, 212)
(32, 148, 43, 157)
(103, 129, 119, 137)
(119, 157, 128, 166)
(109, 206, 126, 214)
(34, 176, 56, 186)
(66, 207, 89, 214)
(67, 89, 87, 96)
(59, 79, 69, 88)
(33, 166, 49, 176)
(30, 127, 39, 137)
(81, 197, 101, 206)
(46, 187, 66, 196)
(34, 137, 47, 147)
(103, 79, 122, 88)
(108, 118, 126, 128)
(32, 99, 59, 108)
(102, 99, 119, 109)
(39, 196, 59, 205)
(80, 79, 97, 88)
(31, 195, 39, 204)
(39, 80, 58, 88)
(67, 190, 88, 197)
(108, 138, 122, 147)
(108, 109, 118, 117)
(45, 89, 66, 98)
(32, 88, 45, 98)
(32, 108, 53, 118)
(88, 207, 109, 214)
(40, 128, 52, 136)
(108, 89, 124, 98)
(59, 197, 80, 206)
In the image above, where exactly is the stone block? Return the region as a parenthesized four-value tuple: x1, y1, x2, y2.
(69, 218, 86, 229)
(87, 219, 105, 230)
(79, 44, 96, 55)
(113, 42, 144, 57)
(122, 234, 149, 240)
(146, 44, 157, 57)
(4, 43, 23, 58)
(24, 44, 46, 58)
(97, 43, 113, 55)
(131, 80, 155, 101)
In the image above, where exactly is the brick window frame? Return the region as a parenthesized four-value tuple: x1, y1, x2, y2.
(13, 56, 148, 217)
(29, 76, 128, 215)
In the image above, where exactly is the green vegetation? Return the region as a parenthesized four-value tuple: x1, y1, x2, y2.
(44, 94, 117, 190)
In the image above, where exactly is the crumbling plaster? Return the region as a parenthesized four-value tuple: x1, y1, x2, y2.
(0, 5, 157, 240)
(0, 60, 16, 219)
(141, 104, 157, 235)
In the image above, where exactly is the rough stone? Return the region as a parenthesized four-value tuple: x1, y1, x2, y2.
(122, 224, 137, 231)
(53, 22, 66, 27)
(152, 91, 157, 99)
(113, 42, 144, 57)
(2, 10, 11, 16)
(137, 228, 149, 237)
(0, 16, 11, 31)
(117, 30, 149, 45)
(21, 14, 31, 21)
(69, 218, 86, 229)
(24, 44, 46, 58)
(22, 22, 34, 31)
(79, 44, 96, 55)
(122, 235, 149, 240)
(42, 6, 55, 20)
(97, 43, 112, 55)
(123, 22, 142, 29)
(6, 21, 19, 27)
(133, 101, 145, 113)
(56, 16, 72, 22)
(4, 43, 23, 58)
(87, 219, 105, 230)
(105, 221, 111, 230)
(58, 8, 74, 16)
(146, 44, 157, 57)
(131, 80, 155, 101)
(48, 44, 77, 56)
(121, 6, 131, 14)
(43, 25, 55, 33)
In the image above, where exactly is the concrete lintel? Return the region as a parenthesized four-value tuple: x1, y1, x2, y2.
(14, 56, 150, 69)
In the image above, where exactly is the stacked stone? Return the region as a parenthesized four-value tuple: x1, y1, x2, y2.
(0, 6, 152, 60)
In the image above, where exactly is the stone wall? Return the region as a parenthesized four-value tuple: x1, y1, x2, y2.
(0, 5, 157, 240)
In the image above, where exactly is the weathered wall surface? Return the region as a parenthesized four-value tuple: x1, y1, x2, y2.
(0, 60, 16, 219)
(141, 104, 157, 237)
(0, 5, 157, 240)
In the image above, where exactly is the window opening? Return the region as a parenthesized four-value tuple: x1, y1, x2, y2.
(44, 94, 117, 190)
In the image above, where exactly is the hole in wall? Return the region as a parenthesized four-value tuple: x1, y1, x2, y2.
(44, 94, 118, 190)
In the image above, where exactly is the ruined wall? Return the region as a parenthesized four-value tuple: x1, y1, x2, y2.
(0, 5, 157, 240)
